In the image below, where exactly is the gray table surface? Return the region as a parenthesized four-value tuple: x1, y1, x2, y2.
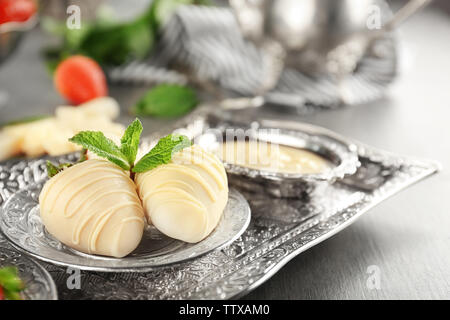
(1, 6, 449, 300)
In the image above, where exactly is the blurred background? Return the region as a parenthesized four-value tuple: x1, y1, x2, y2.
(0, 0, 449, 121)
(1, 0, 449, 124)
(1, 0, 449, 160)
(1, 0, 450, 299)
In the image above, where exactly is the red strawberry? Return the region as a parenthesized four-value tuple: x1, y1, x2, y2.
(54, 55, 108, 105)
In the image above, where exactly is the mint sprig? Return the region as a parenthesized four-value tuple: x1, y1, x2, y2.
(133, 134, 192, 173)
(50, 119, 192, 176)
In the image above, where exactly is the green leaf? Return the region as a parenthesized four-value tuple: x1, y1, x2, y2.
(0, 266, 24, 299)
(46, 161, 61, 178)
(120, 118, 143, 166)
(42, 6, 154, 68)
(4, 290, 22, 300)
(134, 84, 198, 118)
(46, 150, 88, 178)
(133, 134, 192, 173)
(46, 161, 73, 178)
(41, 0, 211, 69)
(78, 19, 154, 66)
(69, 131, 130, 170)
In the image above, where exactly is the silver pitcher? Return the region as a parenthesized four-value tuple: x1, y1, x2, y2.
(230, 0, 431, 76)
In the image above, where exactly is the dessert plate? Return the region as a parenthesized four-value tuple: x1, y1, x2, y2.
(0, 247, 57, 300)
(0, 183, 251, 272)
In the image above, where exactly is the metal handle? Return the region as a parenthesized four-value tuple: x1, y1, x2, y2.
(384, 0, 432, 32)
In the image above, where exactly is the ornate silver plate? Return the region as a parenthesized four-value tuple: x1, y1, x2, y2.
(0, 247, 57, 300)
(0, 110, 440, 299)
(0, 183, 251, 272)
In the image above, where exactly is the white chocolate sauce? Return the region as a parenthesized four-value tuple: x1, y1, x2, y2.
(218, 141, 332, 174)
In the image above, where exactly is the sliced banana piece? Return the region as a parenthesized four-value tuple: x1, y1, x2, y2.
(0, 132, 22, 161)
(8, 118, 57, 157)
(56, 96, 120, 122)
(0, 97, 124, 160)
(42, 124, 80, 156)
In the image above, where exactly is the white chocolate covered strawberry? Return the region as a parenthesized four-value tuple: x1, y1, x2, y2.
(39, 159, 145, 258)
(135, 145, 228, 243)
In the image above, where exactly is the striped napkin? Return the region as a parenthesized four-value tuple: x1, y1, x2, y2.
(109, 5, 397, 110)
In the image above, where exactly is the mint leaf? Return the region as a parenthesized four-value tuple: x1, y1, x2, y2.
(46, 161, 74, 178)
(0, 267, 24, 292)
(46, 161, 62, 178)
(133, 134, 192, 173)
(134, 84, 198, 118)
(120, 118, 143, 166)
(69, 131, 130, 170)
(46, 150, 88, 178)
(0, 266, 24, 300)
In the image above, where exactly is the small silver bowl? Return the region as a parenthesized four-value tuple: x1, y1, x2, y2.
(0, 247, 58, 300)
(0, 13, 38, 63)
(194, 121, 360, 198)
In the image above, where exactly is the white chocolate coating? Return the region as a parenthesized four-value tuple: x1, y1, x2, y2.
(136, 145, 229, 243)
(39, 159, 145, 258)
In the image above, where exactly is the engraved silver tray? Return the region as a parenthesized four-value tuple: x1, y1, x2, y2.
(0, 247, 57, 300)
(0, 111, 439, 299)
